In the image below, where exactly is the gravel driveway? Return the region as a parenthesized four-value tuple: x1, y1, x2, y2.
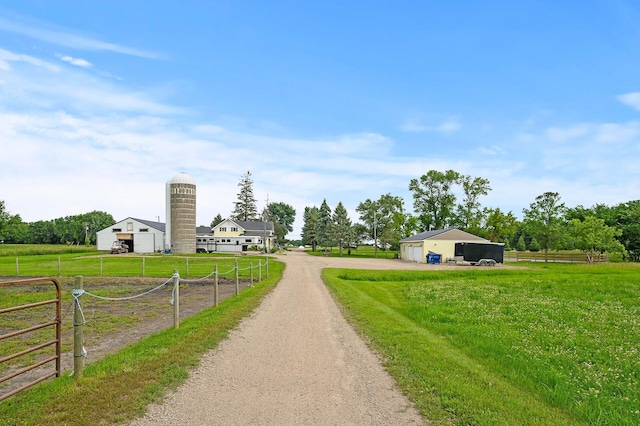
(131, 250, 435, 425)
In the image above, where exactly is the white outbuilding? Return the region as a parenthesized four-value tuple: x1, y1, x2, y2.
(96, 217, 165, 254)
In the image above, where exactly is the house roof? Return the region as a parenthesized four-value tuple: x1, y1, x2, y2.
(236, 220, 274, 231)
(400, 228, 488, 243)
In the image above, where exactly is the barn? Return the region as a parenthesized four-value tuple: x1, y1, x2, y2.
(399, 229, 504, 264)
(96, 217, 165, 254)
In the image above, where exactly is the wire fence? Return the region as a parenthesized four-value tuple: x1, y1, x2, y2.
(3, 255, 266, 278)
(1, 258, 270, 396)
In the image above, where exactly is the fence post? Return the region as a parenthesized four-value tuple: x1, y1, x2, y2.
(100, 257, 103, 276)
(172, 270, 180, 329)
(259, 260, 262, 282)
(142, 257, 145, 277)
(250, 263, 253, 287)
(73, 276, 84, 380)
(186, 257, 189, 277)
(214, 264, 219, 307)
(15, 257, 18, 276)
(266, 258, 269, 279)
(235, 259, 239, 295)
(58, 257, 61, 277)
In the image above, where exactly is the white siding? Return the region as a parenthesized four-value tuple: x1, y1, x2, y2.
(135, 233, 156, 253)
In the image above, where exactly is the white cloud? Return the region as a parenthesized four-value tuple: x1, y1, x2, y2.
(399, 118, 461, 134)
(595, 122, 639, 143)
(0, 48, 60, 72)
(399, 120, 428, 133)
(0, 16, 159, 59)
(0, 47, 181, 115)
(617, 92, 640, 111)
(57, 54, 92, 68)
(545, 124, 590, 142)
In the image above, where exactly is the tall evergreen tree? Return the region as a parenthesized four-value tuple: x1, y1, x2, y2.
(332, 201, 351, 256)
(301, 206, 319, 251)
(316, 199, 333, 251)
(231, 171, 259, 221)
(210, 213, 224, 227)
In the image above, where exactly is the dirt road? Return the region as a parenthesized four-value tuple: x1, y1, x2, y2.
(131, 250, 436, 425)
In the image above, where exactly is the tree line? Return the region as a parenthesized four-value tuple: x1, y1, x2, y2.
(0, 201, 115, 245)
(300, 170, 638, 261)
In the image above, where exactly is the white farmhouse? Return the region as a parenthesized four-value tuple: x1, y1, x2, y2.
(196, 218, 275, 253)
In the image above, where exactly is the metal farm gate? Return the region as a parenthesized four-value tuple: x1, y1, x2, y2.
(0, 277, 62, 402)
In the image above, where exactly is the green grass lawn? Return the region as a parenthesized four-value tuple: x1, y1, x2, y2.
(0, 251, 271, 280)
(323, 263, 640, 425)
(305, 245, 399, 259)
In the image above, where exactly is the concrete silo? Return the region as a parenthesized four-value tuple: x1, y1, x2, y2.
(165, 172, 196, 254)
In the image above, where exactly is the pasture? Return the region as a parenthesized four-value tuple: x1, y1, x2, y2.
(323, 262, 640, 425)
(0, 253, 284, 425)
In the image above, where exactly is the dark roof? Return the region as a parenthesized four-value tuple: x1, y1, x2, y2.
(130, 218, 166, 232)
(196, 226, 212, 234)
(399, 229, 449, 242)
(235, 220, 274, 231)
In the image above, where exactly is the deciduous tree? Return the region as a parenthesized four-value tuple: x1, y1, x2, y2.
(523, 192, 566, 261)
(566, 216, 625, 263)
(455, 175, 491, 232)
(409, 169, 461, 231)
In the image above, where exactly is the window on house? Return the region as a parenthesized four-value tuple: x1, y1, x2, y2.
(112, 228, 121, 232)
(140, 228, 149, 232)
(220, 227, 227, 232)
(231, 227, 238, 232)
(127, 222, 133, 231)
(245, 239, 252, 243)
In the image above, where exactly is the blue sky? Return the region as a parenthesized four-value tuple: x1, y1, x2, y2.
(1, 1, 639, 238)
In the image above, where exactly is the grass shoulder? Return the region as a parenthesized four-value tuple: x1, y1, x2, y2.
(322, 263, 640, 425)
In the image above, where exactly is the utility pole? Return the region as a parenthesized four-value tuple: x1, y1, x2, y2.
(263, 194, 269, 253)
(373, 208, 378, 258)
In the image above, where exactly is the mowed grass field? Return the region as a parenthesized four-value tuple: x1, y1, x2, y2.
(323, 263, 640, 425)
(0, 247, 270, 279)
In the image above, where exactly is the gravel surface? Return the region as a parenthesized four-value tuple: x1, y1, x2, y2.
(130, 250, 440, 425)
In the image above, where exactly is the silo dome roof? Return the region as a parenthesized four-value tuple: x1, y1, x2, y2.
(168, 172, 196, 185)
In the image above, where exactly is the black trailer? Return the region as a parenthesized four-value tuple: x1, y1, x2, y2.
(454, 242, 504, 265)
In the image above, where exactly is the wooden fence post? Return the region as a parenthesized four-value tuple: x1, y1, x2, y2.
(214, 264, 219, 307)
(15, 257, 18, 276)
(58, 257, 61, 277)
(186, 258, 189, 277)
(73, 276, 84, 380)
(172, 270, 180, 329)
(266, 258, 269, 279)
(235, 259, 239, 295)
(100, 257, 103, 276)
(259, 260, 262, 282)
(250, 263, 253, 287)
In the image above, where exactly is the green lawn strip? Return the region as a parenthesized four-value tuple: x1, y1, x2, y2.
(323, 265, 640, 425)
(305, 245, 399, 259)
(0, 261, 284, 425)
(0, 253, 269, 278)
